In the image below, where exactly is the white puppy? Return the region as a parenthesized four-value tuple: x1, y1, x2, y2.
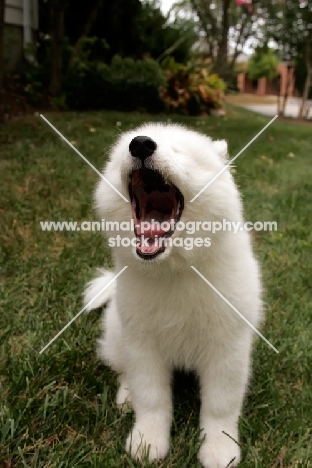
(84, 123, 262, 468)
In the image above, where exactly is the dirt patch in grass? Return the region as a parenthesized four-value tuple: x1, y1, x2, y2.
(225, 93, 277, 105)
(276, 114, 312, 127)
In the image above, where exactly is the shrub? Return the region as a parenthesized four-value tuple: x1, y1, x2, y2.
(64, 55, 166, 112)
(64, 60, 109, 109)
(159, 59, 226, 115)
(247, 47, 279, 81)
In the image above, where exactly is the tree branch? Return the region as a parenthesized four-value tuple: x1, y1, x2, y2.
(229, 13, 251, 70)
(190, 0, 218, 39)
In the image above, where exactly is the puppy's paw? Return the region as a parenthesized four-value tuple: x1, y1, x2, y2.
(198, 438, 240, 468)
(126, 422, 169, 462)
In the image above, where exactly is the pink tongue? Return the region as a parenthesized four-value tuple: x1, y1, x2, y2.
(136, 210, 172, 239)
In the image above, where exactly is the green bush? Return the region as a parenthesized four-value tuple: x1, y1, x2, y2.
(64, 55, 166, 112)
(247, 47, 279, 81)
(159, 58, 226, 115)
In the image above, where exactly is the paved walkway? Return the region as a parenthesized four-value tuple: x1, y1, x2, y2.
(241, 98, 312, 118)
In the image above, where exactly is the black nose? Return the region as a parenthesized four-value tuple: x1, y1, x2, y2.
(129, 136, 157, 161)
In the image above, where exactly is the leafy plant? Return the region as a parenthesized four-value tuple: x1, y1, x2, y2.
(160, 59, 226, 115)
(70, 37, 109, 63)
(49, 93, 67, 110)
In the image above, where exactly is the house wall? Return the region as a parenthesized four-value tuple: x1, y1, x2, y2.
(4, 0, 38, 72)
(5, 0, 38, 29)
(4, 24, 24, 71)
(5, 0, 23, 26)
(237, 63, 295, 97)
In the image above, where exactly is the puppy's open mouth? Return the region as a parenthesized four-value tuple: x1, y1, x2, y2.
(129, 168, 184, 260)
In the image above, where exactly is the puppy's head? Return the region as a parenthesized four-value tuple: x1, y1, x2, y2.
(95, 123, 239, 266)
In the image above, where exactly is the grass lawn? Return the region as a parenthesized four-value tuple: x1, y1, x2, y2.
(0, 107, 311, 468)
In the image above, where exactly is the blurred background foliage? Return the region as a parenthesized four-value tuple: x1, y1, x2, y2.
(1, 0, 311, 118)
(14, 0, 226, 115)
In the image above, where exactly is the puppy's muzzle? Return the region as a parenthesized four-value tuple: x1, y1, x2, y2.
(129, 136, 157, 162)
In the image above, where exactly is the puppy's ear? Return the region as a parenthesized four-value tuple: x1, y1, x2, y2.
(212, 140, 228, 162)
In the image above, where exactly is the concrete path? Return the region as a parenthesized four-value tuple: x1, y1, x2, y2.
(241, 98, 312, 118)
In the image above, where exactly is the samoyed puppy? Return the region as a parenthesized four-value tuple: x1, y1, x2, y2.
(84, 123, 262, 468)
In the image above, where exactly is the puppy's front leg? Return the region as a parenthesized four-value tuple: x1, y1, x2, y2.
(125, 346, 172, 462)
(198, 345, 251, 468)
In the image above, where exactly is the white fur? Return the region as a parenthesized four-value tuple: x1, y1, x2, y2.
(83, 269, 116, 310)
(84, 123, 262, 467)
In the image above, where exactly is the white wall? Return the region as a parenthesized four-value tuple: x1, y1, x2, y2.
(5, 0, 38, 29)
(4, 0, 38, 71)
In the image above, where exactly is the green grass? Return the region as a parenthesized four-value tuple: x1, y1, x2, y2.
(0, 107, 311, 468)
